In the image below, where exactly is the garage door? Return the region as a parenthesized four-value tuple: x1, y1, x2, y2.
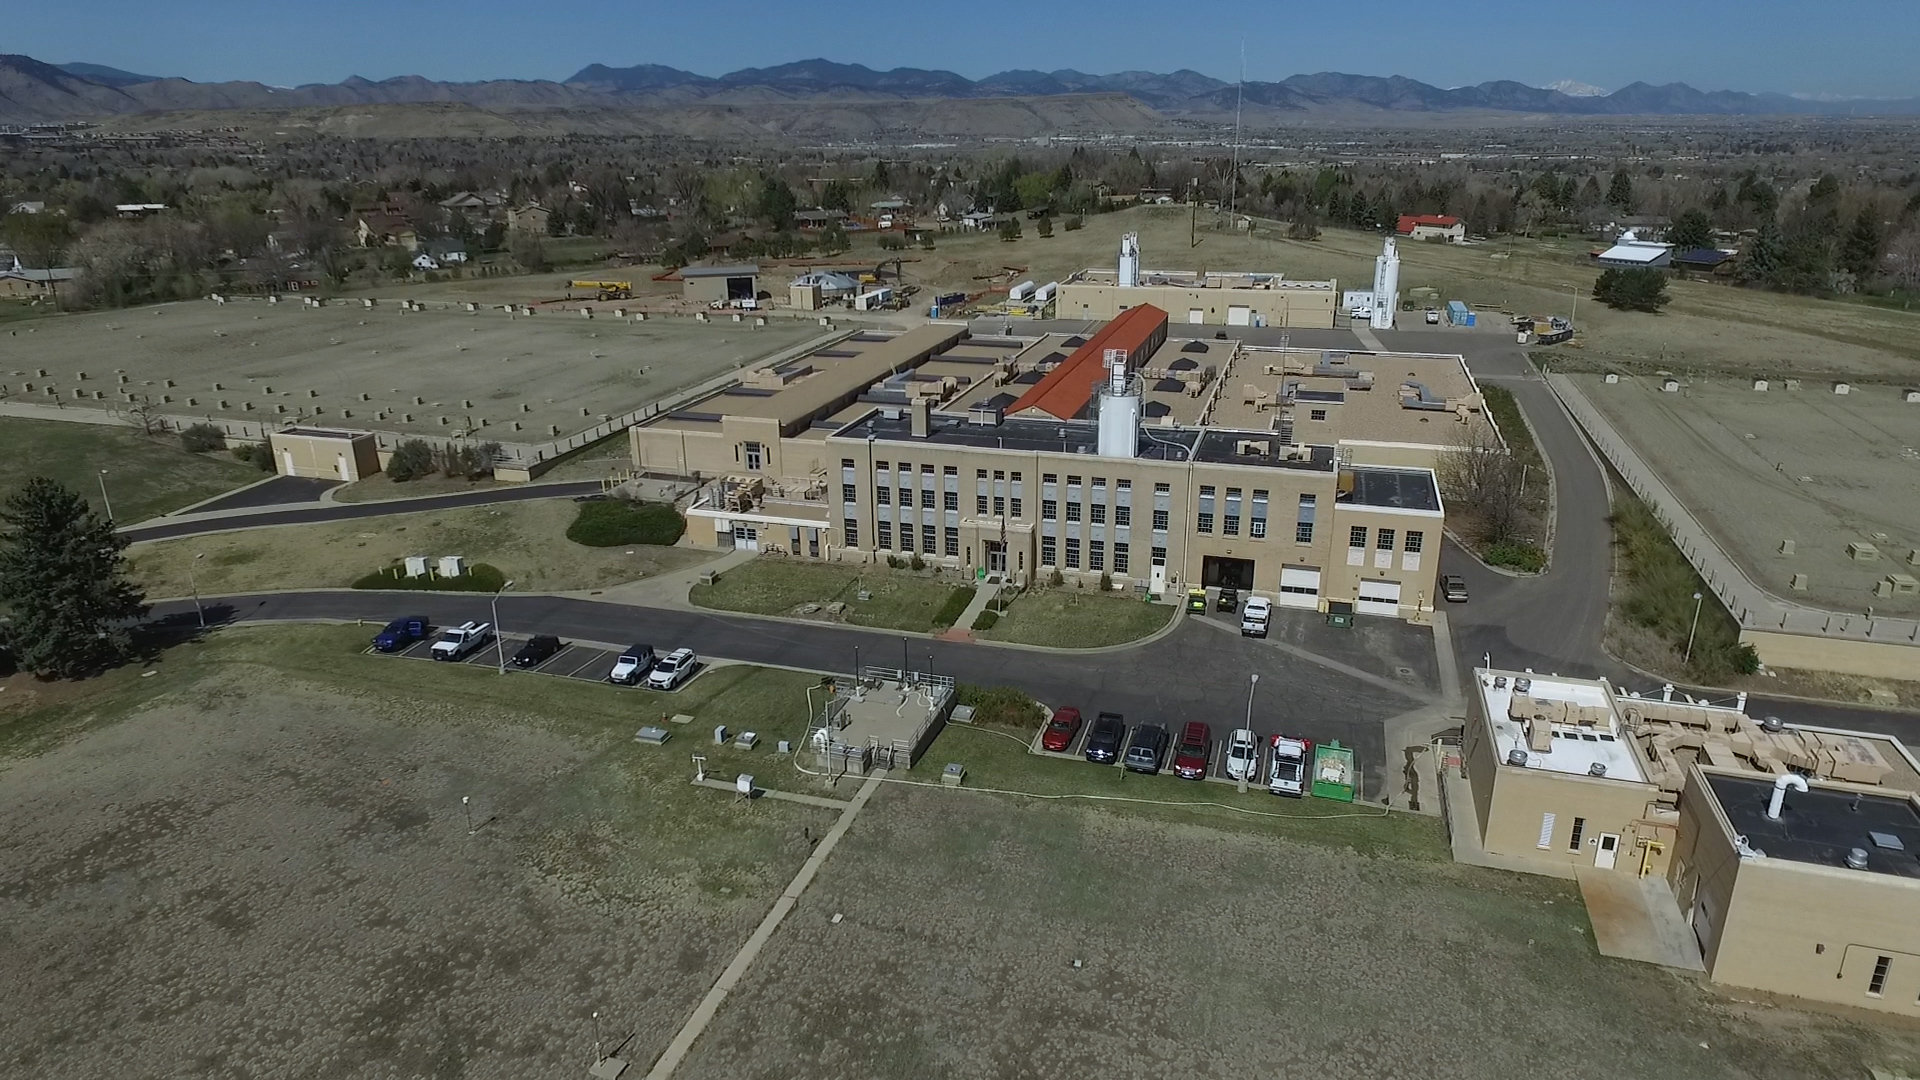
(732, 524, 759, 552)
(1278, 566, 1321, 609)
(1188, 308, 1205, 324)
(1356, 578, 1402, 617)
(1227, 305, 1252, 326)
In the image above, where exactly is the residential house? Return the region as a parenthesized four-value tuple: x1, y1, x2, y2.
(355, 210, 420, 252)
(7, 201, 46, 215)
(507, 203, 551, 235)
(0, 266, 76, 299)
(1396, 215, 1467, 243)
(437, 191, 503, 220)
(1595, 230, 1673, 269)
(793, 208, 848, 230)
(1671, 248, 1735, 278)
(411, 239, 469, 271)
(114, 203, 168, 218)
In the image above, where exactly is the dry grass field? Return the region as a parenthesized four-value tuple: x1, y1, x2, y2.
(128, 499, 715, 597)
(2, 299, 819, 441)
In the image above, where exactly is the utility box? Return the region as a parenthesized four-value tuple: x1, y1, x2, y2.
(403, 555, 430, 578)
(437, 555, 466, 577)
(1849, 542, 1881, 562)
(942, 762, 966, 786)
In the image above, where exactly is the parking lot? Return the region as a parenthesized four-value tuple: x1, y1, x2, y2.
(368, 627, 707, 693)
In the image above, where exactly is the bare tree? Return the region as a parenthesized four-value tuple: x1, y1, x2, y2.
(1885, 226, 1920, 294)
(122, 395, 166, 438)
(1437, 423, 1527, 545)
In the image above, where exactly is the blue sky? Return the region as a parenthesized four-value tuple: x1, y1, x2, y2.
(14, 0, 1918, 98)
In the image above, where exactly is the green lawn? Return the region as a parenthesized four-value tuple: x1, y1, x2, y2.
(976, 587, 1174, 648)
(690, 558, 966, 633)
(0, 416, 256, 523)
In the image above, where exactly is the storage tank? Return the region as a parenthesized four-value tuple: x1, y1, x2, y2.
(1094, 347, 1141, 458)
(1118, 232, 1140, 288)
(1009, 280, 1036, 302)
(1035, 281, 1058, 302)
(1370, 237, 1399, 330)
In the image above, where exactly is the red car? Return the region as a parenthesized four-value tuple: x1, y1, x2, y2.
(1172, 720, 1212, 780)
(1041, 706, 1083, 752)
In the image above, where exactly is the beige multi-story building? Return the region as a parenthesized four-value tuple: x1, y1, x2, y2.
(1057, 267, 1338, 328)
(628, 311, 1495, 618)
(1459, 664, 1920, 1016)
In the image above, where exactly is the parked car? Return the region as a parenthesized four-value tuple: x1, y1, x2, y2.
(1425, 308, 1441, 325)
(646, 647, 699, 690)
(1084, 712, 1127, 764)
(609, 644, 656, 685)
(429, 620, 492, 661)
(1171, 721, 1212, 780)
(512, 634, 563, 667)
(1216, 587, 1239, 613)
(1185, 588, 1208, 614)
(1240, 596, 1272, 637)
(1224, 728, 1261, 783)
(371, 616, 429, 652)
(1041, 706, 1084, 753)
(1442, 574, 1469, 603)
(1124, 723, 1170, 774)
(1268, 735, 1313, 797)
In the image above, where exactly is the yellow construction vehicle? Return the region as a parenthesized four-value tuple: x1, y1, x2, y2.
(569, 279, 633, 300)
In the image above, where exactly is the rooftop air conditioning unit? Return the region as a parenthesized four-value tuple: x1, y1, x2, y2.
(1588, 763, 1607, 777)
(1514, 677, 1532, 694)
(1506, 749, 1528, 767)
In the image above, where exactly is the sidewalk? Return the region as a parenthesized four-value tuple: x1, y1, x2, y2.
(945, 582, 1000, 639)
(576, 546, 755, 610)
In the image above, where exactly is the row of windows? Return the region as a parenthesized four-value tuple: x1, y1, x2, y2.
(1037, 537, 1133, 575)
(862, 520, 964, 558)
(1348, 527, 1425, 553)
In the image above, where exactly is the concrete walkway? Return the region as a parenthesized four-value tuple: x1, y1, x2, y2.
(1576, 867, 1705, 971)
(1352, 324, 1387, 352)
(690, 776, 851, 810)
(951, 582, 1000, 633)
(643, 771, 886, 1080)
(580, 547, 756, 610)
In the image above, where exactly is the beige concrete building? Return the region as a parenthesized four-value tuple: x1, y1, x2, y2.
(681, 265, 760, 305)
(268, 426, 381, 481)
(628, 318, 1494, 618)
(1672, 767, 1920, 1015)
(1057, 269, 1338, 328)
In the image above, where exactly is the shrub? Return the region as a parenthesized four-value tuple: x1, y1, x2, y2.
(352, 562, 508, 592)
(997, 218, 1022, 241)
(877, 233, 907, 251)
(565, 499, 686, 547)
(180, 423, 225, 453)
(1099, 571, 1113, 593)
(909, 553, 926, 571)
(387, 438, 437, 481)
(1049, 569, 1064, 587)
(1483, 542, 1547, 572)
(1064, 215, 1085, 232)
(970, 609, 1000, 632)
(932, 585, 977, 629)
(1036, 215, 1053, 238)
(955, 683, 1041, 728)
(436, 441, 501, 480)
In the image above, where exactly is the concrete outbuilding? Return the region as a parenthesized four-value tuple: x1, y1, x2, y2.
(681, 265, 760, 305)
(268, 427, 381, 481)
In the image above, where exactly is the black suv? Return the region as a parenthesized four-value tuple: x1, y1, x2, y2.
(1124, 723, 1170, 774)
(1084, 712, 1127, 764)
(512, 634, 563, 667)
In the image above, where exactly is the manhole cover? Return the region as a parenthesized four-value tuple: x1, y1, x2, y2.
(1395, 666, 1415, 678)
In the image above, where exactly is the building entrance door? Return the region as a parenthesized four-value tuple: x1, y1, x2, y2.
(335, 454, 351, 481)
(1595, 833, 1620, 870)
(1149, 563, 1167, 596)
(985, 541, 1007, 576)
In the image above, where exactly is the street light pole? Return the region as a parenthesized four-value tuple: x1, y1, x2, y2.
(492, 579, 516, 674)
(188, 552, 206, 628)
(1684, 590, 1704, 665)
(97, 469, 114, 522)
(1240, 673, 1259, 794)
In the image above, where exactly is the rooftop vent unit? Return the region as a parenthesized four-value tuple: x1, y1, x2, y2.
(1761, 715, 1785, 734)
(1514, 677, 1532, 694)
(1506, 749, 1529, 767)
(1493, 675, 1508, 689)
(1846, 847, 1870, 870)
(967, 403, 1003, 427)
(1588, 763, 1607, 777)
(1234, 439, 1270, 457)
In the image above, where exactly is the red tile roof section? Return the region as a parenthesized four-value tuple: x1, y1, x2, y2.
(1008, 304, 1168, 420)
(1396, 214, 1461, 233)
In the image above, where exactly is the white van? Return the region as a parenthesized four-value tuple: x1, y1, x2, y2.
(1240, 596, 1272, 638)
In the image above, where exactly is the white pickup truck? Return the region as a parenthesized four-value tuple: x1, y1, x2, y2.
(430, 620, 494, 661)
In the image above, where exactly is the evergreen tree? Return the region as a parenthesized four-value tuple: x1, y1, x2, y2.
(1841, 207, 1884, 280)
(0, 478, 148, 679)
(756, 172, 797, 231)
(1739, 218, 1785, 287)
(1667, 208, 1714, 252)
(1605, 170, 1635, 212)
(1591, 268, 1671, 312)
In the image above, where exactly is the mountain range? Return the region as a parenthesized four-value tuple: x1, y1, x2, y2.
(4, 54, 1919, 127)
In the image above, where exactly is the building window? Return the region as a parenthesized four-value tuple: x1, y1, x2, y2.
(945, 527, 959, 557)
(1871, 956, 1893, 997)
(1043, 473, 1057, 485)
(898, 526, 915, 554)
(1310, 409, 1327, 422)
(1568, 817, 1586, 853)
(1536, 812, 1557, 850)
(1250, 490, 1268, 539)
(1152, 508, 1169, 531)
(809, 531, 820, 558)
(923, 524, 937, 552)
(1349, 525, 1368, 549)
(877, 521, 892, 548)
(1010, 497, 1023, 518)
(842, 458, 856, 470)
(1154, 482, 1170, 496)
(1405, 531, 1424, 554)
(1066, 537, 1082, 569)
(994, 495, 1005, 515)
(876, 487, 891, 506)
(1114, 505, 1130, 526)
(1376, 528, 1396, 551)
(1197, 511, 1214, 534)
(1041, 535, 1057, 566)
(842, 483, 857, 503)
(919, 488, 935, 509)
(1223, 487, 1242, 536)
(1089, 541, 1105, 571)
(900, 487, 912, 508)
(1198, 484, 1216, 534)
(1091, 503, 1106, 525)
(843, 519, 858, 547)
(1113, 541, 1130, 575)
(1151, 546, 1167, 566)
(977, 493, 989, 515)
(1042, 499, 1058, 521)
(743, 441, 764, 470)
(945, 490, 959, 512)
(1295, 520, 1314, 544)
(1067, 502, 1083, 523)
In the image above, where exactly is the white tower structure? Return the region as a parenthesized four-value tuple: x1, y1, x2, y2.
(1371, 236, 1400, 331)
(1117, 232, 1141, 288)
(1095, 347, 1141, 458)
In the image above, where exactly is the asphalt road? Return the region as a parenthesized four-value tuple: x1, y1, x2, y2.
(156, 590, 1436, 798)
(121, 481, 604, 542)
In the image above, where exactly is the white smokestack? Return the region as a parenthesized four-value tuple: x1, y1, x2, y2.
(1096, 347, 1140, 458)
(1371, 236, 1399, 331)
(1118, 232, 1140, 288)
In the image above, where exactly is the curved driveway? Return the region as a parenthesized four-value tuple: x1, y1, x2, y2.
(121, 481, 604, 542)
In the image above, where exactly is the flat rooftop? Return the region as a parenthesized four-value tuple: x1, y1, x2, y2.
(1708, 773, 1920, 880)
(1343, 467, 1442, 512)
(835, 410, 1199, 461)
(1478, 670, 1649, 784)
(1191, 430, 1335, 471)
(1206, 347, 1492, 450)
(1067, 267, 1336, 291)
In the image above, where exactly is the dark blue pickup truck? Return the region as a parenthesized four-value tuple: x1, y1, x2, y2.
(371, 616, 430, 652)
